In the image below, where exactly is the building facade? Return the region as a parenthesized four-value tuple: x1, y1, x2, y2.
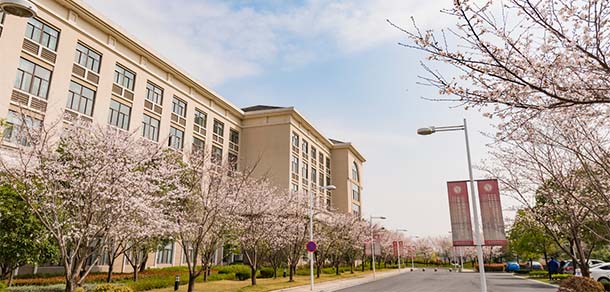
(0, 0, 365, 273)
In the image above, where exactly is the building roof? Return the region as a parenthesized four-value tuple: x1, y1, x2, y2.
(329, 138, 346, 144)
(242, 105, 287, 112)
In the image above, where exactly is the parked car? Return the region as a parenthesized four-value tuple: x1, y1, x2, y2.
(528, 261, 544, 270)
(505, 261, 520, 272)
(562, 259, 606, 274)
(589, 263, 610, 283)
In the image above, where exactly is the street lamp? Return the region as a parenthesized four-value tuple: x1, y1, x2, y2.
(417, 118, 488, 292)
(411, 235, 419, 271)
(369, 215, 386, 279)
(309, 184, 336, 291)
(0, 0, 37, 18)
(396, 229, 408, 271)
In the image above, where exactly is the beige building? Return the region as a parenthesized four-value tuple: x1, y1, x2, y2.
(0, 0, 365, 273)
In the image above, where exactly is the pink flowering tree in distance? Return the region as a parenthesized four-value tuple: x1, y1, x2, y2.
(0, 117, 179, 292)
(233, 178, 287, 285)
(166, 148, 252, 292)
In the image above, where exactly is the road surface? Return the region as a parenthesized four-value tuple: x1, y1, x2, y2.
(336, 270, 556, 292)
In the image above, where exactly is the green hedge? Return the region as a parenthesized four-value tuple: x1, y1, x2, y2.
(93, 284, 133, 292)
(7, 284, 96, 292)
(258, 268, 274, 279)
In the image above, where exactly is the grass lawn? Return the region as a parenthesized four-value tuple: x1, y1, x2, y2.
(148, 269, 388, 292)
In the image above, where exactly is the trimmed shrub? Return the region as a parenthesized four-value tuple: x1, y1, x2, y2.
(216, 265, 250, 275)
(235, 270, 251, 281)
(474, 264, 505, 272)
(258, 268, 275, 279)
(558, 276, 604, 292)
(7, 284, 66, 292)
(207, 273, 235, 281)
(552, 274, 572, 281)
(0, 282, 7, 292)
(75, 288, 85, 292)
(93, 284, 134, 292)
(529, 271, 549, 278)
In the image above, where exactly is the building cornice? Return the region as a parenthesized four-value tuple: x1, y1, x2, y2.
(330, 142, 366, 163)
(50, 0, 245, 119)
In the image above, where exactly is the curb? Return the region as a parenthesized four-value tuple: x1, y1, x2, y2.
(271, 270, 409, 292)
(513, 275, 560, 288)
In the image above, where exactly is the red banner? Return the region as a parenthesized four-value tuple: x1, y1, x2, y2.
(392, 241, 398, 257)
(447, 181, 474, 246)
(398, 241, 404, 257)
(477, 179, 507, 246)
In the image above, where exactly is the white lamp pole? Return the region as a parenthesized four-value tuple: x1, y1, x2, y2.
(369, 215, 386, 279)
(309, 184, 336, 291)
(417, 118, 487, 292)
(396, 229, 408, 272)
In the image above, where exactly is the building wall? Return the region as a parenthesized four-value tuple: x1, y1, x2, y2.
(331, 146, 365, 216)
(1, 0, 364, 275)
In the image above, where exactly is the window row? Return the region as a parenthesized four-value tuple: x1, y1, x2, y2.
(291, 155, 329, 185)
(291, 131, 327, 166)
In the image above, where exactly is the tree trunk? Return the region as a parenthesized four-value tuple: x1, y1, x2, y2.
(335, 262, 340, 275)
(139, 254, 148, 272)
(8, 270, 14, 287)
(203, 263, 208, 282)
(132, 267, 139, 282)
(250, 265, 257, 286)
(106, 258, 115, 283)
(273, 266, 277, 279)
(543, 249, 550, 281)
(350, 261, 354, 274)
(187, 272, 197, 292)
(288, 265, 295, 282)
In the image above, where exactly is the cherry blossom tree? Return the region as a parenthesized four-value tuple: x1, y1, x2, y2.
(394, 0, 610, 124)
(166, 149, 252, 292)
(276, 191, 309, 282)
(0, 118, 178, 292)
(233, 179, 287, 285)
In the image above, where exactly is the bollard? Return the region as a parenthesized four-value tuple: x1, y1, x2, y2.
(174, 275, 179, 291)
(434, 268, 438, 272)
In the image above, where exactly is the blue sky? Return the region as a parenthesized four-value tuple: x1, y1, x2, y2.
(84, 0, 510, 237)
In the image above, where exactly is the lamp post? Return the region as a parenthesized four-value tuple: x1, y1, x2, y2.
(0, 0, 37, 17)
(417, 118, 487, 292)
(369, 215, 386, 279)
(411, 235, 419, 271)
(309, 184, 336, 291)
(396, 229, 408, 271)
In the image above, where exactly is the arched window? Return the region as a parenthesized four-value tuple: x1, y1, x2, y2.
(352, 161, 359, 182)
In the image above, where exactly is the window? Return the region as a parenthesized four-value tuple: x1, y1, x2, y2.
(311, 147, 317, 161)
(229, 152, 238, 170)
(194, 109, 207, 128)
(156, 243, 174, 264)
(311, 168, 317, 185)
(25, 18, 59, 51)
(302, 162, 309, 179)
(351, 203, 361, 216)
(114, 64, 135, 91)
(319, 153, 324, 164)
(146, 82, 163, 105)
(291, 183, 298, 193)
(192, 137, 205, 152)
(3, 111, 41, 146)
(319, 173, 324, 186)
(74, 42, 101, 73)
(212, 146, 223, 164)
(230, 129, 239, 145)
(108, 99, 131, 130)
(352, 183, 360, 201)
(14, 58, 52, 99)
(172, 97, 186, 117)
(291, 156, 299, 174)
(326, 157, 331, 169)
(326, 175, 331, 186)
(213, 120, 224, 137)
(168, 126, 184, 150)
(142, 114, 160, 142)
(352, 162, 360, 182)
(291, 132, 299, 147)
(302, 140, 308, 154)
(66, 81, 95, 116)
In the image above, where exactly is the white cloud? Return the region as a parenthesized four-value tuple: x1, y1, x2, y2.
(83, 0, 451, 86)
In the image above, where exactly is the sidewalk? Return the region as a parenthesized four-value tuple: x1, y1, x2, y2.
(271, 269, 410, 292)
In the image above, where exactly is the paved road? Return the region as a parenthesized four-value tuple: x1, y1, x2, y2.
(335, 270, 556, 292)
